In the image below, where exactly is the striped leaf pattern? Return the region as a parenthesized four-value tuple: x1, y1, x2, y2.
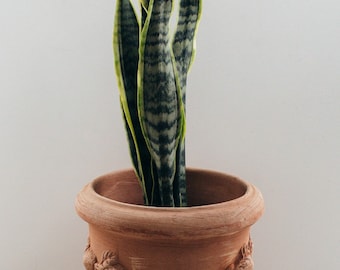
(139, 0, 184, 206)
(172, 0, 202, 206)
(113, 0, 155, 204)
(173, 0, 202, 99)
(113, 0, 201, 206)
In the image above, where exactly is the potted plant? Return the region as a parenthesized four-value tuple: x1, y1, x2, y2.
(76, 0, 264, 269)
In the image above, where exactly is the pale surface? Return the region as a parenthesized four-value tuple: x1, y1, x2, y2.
(0, 0, 339, 269)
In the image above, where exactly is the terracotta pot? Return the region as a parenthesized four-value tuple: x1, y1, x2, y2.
(75, 168, 264, 270)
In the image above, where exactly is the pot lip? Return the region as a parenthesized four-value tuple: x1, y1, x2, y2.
(90, 167, 252, 211)
(76, 168, 264, 238)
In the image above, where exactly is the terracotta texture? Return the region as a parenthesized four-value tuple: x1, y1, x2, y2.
(76, 169, 264, 270)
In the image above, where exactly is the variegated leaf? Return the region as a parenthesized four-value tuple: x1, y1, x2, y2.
(138, 0, 184, 206)
(113, 0, 155, 204)
(172, 0, 202, 206)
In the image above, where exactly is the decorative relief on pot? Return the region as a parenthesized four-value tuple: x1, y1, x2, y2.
(83, 238, 125, 270)
(83, 238, 97, 270)
(226, 237, 254, 270)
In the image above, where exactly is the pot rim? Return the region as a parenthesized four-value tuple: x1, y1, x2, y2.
(76, 168, 264, 239)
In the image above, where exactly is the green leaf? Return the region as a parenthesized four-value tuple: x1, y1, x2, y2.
(172, 0, 202, 206)
(138, 0, 185, 206)
(172, 0, 202, 101)
(113, 0, 155, 204)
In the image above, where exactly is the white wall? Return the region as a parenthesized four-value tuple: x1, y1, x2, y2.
(1, 0, 339, 269)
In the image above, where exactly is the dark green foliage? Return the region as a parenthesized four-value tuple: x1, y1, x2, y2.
(113, 0, 202, 206)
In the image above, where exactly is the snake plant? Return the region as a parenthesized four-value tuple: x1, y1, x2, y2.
(113, 0, 202, 207)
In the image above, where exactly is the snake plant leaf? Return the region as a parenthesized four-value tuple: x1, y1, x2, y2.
(141, 0, 149, 28)
(140, 0, 149, 9)
(138, 0, 185, 206)
(172, 0, 202, 206)
(113, 0, 156, 204)
(172, 0, 202, 101)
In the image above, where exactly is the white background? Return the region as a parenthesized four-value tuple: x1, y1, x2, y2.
(1, 0, 339, 269)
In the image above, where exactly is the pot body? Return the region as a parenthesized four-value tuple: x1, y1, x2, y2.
(76, 168, 264, 270)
